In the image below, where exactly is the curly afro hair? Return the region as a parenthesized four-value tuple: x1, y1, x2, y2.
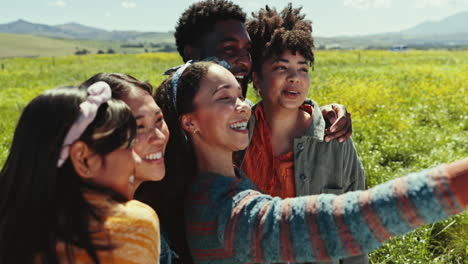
(246, 3, 314, 77)
(174, 0, 246, 62)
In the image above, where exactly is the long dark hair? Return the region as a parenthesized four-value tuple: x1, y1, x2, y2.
(155, 61, 211, 193)
(132, 62, 212, 264)
(0, 87, 136, 263)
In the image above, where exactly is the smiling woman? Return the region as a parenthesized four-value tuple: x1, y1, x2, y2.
(80, 72, 172, 263)
(152, 59, 468, 264)
(80, 73, 169, 195)
(0, 84, 160, 263)
(182, 63, 250, 163)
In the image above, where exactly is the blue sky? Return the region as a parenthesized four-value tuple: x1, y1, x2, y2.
(2, 0, 468, 37)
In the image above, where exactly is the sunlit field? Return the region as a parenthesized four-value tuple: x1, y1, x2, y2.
(1, 50, 467, 263)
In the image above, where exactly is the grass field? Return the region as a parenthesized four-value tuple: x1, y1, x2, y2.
(0, 33, 171, 58)
(0, 50, 467, 263)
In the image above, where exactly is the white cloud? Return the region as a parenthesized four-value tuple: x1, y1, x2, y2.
(414, 0, 461, 8)
(343, 0, 392, 9)
(48, 0, 66, 7)
(121, 1, 137, 8)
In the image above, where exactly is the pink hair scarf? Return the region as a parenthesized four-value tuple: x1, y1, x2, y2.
(57, 82, 112, 167)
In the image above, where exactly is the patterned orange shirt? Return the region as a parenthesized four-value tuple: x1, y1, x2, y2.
(242, 103, 313, 198)
(54, 192, 160, 264)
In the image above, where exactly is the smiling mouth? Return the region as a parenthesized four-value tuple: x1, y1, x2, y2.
(232, 67, 248, 83)
(143, 152, 164, 163)
(234, 75, 246, 84)
(229, 121, 248, 131)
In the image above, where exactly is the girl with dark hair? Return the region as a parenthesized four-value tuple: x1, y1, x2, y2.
(155, 60, 467, 264)
(80, 72, 174, 264)
(80, 73, 169, 191)
(0, 83, 160, 263)
(242, 5, 366, 263)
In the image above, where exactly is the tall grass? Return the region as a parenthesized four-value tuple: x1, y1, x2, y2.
(1, 50, 467, 263)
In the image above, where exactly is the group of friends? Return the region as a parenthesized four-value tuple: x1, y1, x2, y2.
(1, 1, 467, 264)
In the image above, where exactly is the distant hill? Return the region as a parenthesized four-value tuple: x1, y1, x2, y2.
(401, 11, 468, 35)
(2, 11, 467, 44)
(0, 19, 71, 38)
(0, 33, 169, 58)
(0, 19, 174, 43)
(1, 11, 468, 57)
(315, 32, 468, 50)
(54, 22, 108, 39)
(315, 11, 468, 50)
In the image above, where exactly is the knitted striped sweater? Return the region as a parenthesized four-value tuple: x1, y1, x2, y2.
(185, 166, 466, 264)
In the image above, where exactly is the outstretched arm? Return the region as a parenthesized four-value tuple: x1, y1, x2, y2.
(188, 159, 467, 263)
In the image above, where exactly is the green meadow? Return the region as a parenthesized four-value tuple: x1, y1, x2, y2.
(0, 50, 467, 263)
(0, 33, 172, 58)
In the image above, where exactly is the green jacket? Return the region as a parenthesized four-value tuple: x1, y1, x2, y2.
(240, 99, 367, 264)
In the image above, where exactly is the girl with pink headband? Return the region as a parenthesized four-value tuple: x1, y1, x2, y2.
(0, 83, 160, 263)
(81, 72, 173, 263)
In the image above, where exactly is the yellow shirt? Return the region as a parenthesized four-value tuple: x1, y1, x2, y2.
(56, 192, 160, 264)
